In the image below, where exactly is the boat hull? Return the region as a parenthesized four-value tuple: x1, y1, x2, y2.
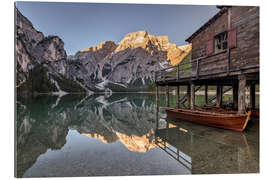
(165, 108, 251, 132)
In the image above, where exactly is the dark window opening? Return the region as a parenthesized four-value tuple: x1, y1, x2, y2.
(214, 31, 227, 53)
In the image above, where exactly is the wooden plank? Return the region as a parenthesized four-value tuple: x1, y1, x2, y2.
(216, 86, 223, 107)
(250, 83, 256, 110)
(166, 85, 170, 107)
(233, 83, 238, 109)
(205, 85, 208, 105)
(177, 86, 180, 108)
(228, 7, 231, 29)
(228, 28, 237, 48)
(187, 84, 191, 109)
(177, 64, 179, 80)
(238, 74, 246, 114)
(227, 48, 231, 74)
(206, 39, 214, 56)
(156, 85, 159, 108)
(191, 83, 195, 110)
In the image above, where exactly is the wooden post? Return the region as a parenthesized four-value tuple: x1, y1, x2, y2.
(233, 83, 238, 109)
(216, 86, 223, 107)
(238, 75, 246, 114)
(191, 82, 195, 110)
(187, 84, 191, 109)
(227, 7, 232, 75)
(156, 85, 159, 108)
(220, 86, 223, 106)
(155, 98, 159, 130)
(196, 59, 199, 79)
(177, 64, 179, 80)
(177, 86, 180, 108)
(250, 83, 256, 110)
(166, 85, 169, 107)
(205, 85, 208, 105)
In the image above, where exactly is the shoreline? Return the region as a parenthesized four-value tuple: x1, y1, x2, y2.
(18, 90, 260, 96)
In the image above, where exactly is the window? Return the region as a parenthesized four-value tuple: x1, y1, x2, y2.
(214, 31, 227, 53)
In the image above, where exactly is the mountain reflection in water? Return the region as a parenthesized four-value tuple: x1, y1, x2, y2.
(16, 93, 259, 177)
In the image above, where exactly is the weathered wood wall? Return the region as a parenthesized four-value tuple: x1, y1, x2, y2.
(230, 6, 259, 69)
(190, 11, 228, 59)
(189, 6, 259, 76)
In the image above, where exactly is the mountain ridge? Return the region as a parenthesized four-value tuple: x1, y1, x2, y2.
(16, 8, 191, 95)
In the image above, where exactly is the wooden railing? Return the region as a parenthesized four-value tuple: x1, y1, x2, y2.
(155, 50, 229, 82)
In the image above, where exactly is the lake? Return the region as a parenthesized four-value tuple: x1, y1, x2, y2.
(16, 93, 259, 177)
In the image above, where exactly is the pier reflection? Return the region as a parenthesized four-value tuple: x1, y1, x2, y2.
(155, 109, 259, 174)
(16, 93, 259, 177)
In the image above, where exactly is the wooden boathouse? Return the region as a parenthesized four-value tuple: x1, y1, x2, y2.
(155, 6, 259, 114)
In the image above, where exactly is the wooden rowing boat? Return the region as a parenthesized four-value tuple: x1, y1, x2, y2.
(250, 110, 259, 121)
(196, 105, 238, 114)
(165, 107, 251, 132)
(200, 105, 259, 121)
(251, 110, 259, 117)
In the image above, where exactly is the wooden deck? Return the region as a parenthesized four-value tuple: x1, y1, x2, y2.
(154, 50, 259, 114)
(155, 50, 259, 86)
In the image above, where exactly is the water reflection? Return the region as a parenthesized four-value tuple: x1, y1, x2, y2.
(16, 93, 259, 177)
(16, 94, 165, 177)
(155, 111, 259, 174)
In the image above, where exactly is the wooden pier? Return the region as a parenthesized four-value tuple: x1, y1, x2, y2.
(154, 6, 259, 115)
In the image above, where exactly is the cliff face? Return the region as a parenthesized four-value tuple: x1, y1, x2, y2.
(16, 8, 191, 94)
(15, 8, 86, 96)
(32, 36, 67, 75)
(16, 8, 44, 87)
(68, 30, 190, 92)
(67, 41, 117, 90)
(16, 94, 165, 176)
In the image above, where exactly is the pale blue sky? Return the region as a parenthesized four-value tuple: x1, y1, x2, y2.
(16, 2, 219, 55)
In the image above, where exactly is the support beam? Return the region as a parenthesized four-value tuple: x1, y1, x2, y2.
(155, 100, 159, 130)
(233, 83, 238, 109)
(187, 85, 191, 109)
(166, 85, 169, 107)
(205, 85, 208, 105)
(250, 83, 256, 110)
(176, 86, 180, 108)
(191, 82, 195, 110)
(216, 86, 223, 107)
(156, 85, 159, 108)
(238, 75, 247, 114)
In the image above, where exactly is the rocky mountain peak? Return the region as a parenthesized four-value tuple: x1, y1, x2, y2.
(16, 8, 44, 51)
(115, 30, 162, 52)
(16, 7, 192, 94)
(114, 30, 187, 65)
(79, 41, 117, 53)
(74, 41, 117, 62)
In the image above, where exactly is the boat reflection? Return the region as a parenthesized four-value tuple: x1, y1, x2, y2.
(16, 93, 259, 177)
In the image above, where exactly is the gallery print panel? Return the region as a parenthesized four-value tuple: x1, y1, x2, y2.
(15, 1, 259, 177)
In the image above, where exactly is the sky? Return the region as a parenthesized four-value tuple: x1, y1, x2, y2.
(16, 2, 219, 55)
